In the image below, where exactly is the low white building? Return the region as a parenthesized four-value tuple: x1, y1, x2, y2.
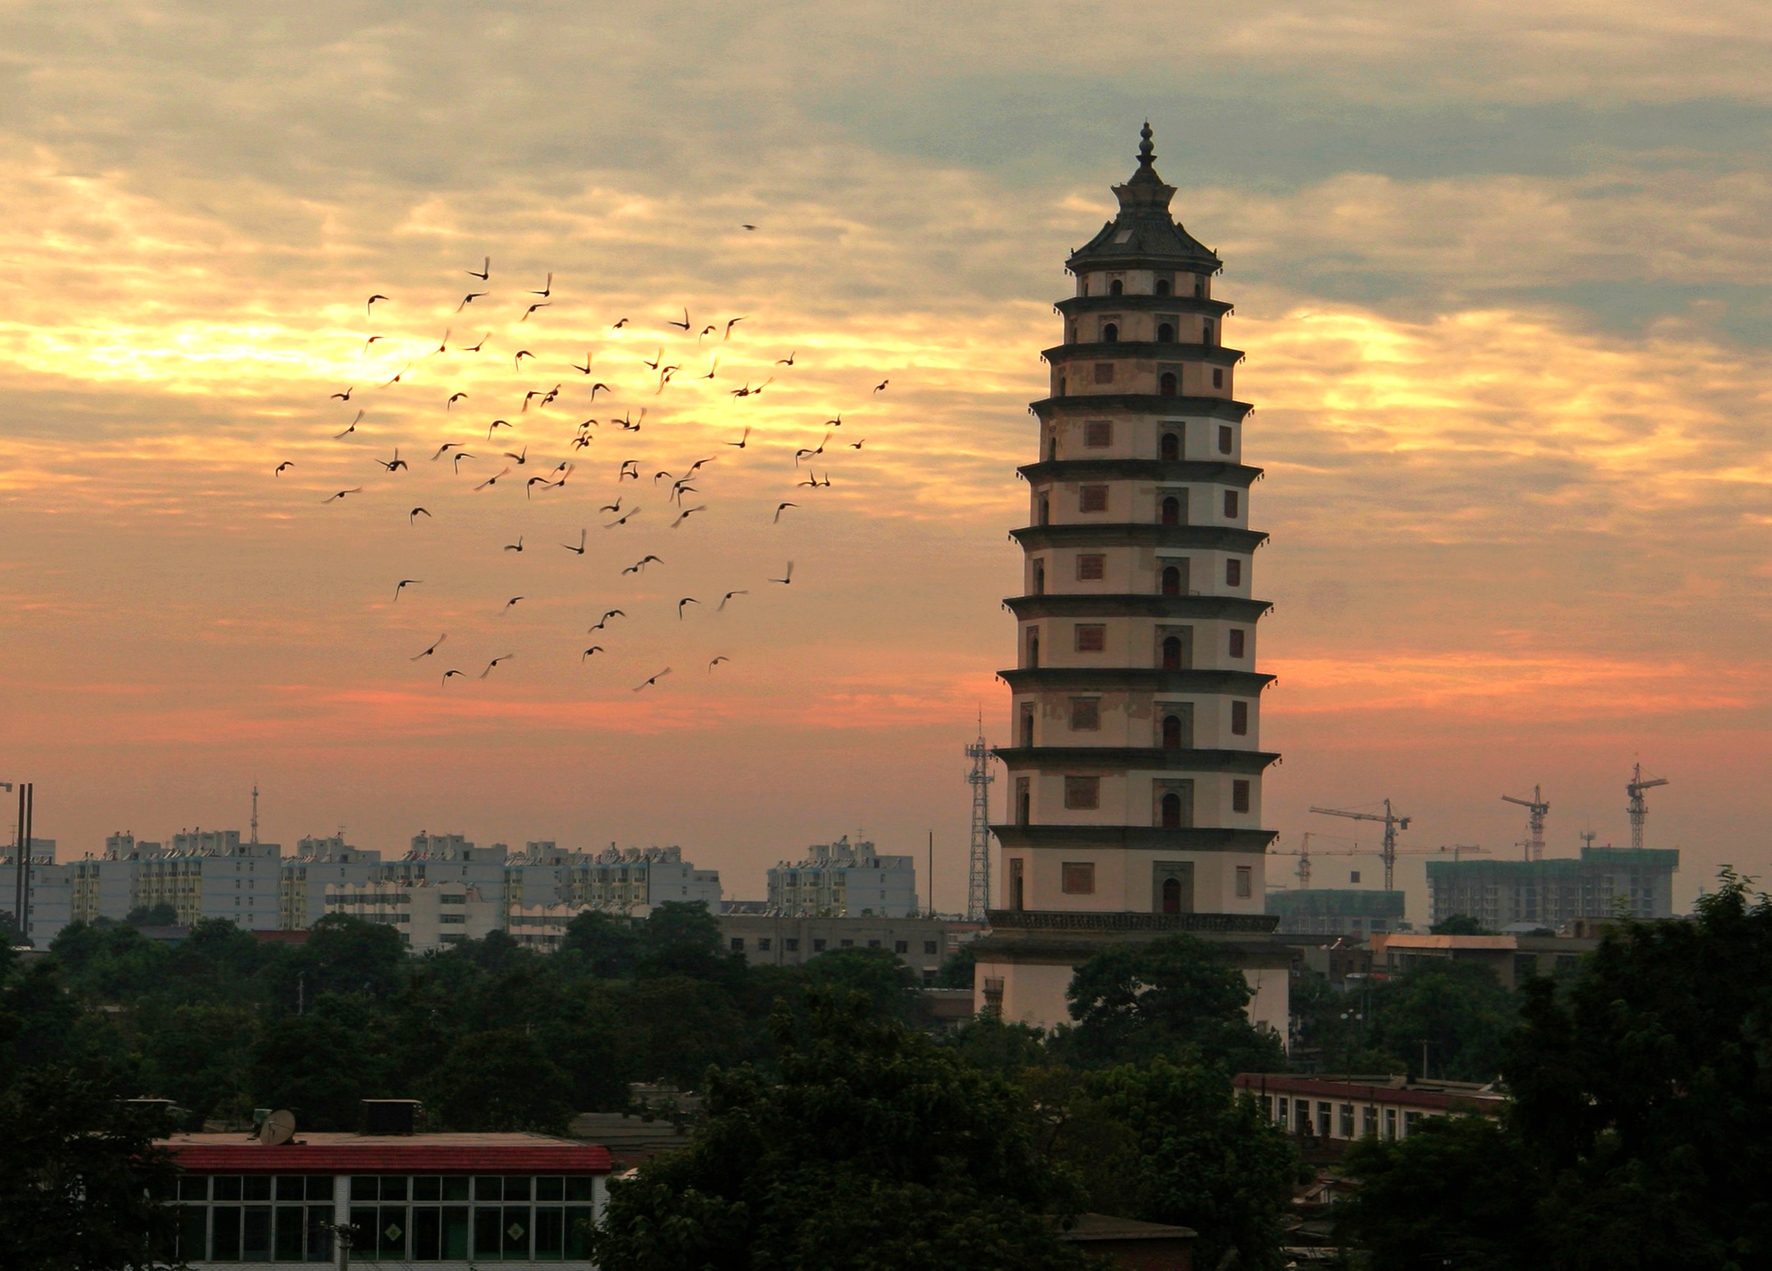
(766, 836, 918, 917)
(323, 879, 501, 952)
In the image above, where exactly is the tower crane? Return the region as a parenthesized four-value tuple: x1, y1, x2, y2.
(1501, 785, 1549, 861)
(1267, 831, 1362, 889)
(1626, 763, 1668, 851)
(1310, 799, 1411, 890)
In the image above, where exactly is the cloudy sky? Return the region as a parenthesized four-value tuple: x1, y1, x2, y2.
(3, 2, 1768, 914)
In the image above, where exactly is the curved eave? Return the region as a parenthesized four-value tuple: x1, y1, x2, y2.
(1045, 341, 1244, 366)
(990, 825, 1279, 852)
(999, 667, 1275, 695)
(993, 745, 1280, 774)
(1031, 395, 1253, 423)
(1006, 594, 1273, 621)
(1019, 459, 1263, 486)
(1011, 524, 1268, 553)
(1057, 296, 1232, 319)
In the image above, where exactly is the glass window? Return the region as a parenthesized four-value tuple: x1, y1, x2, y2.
(443, 1176, 471, 1202)
(534, 1207, 565, 1261)
(812, 938, 826, 952)
(352, 1176, 380, 1201)
(177, 1204, 208, 1262)
(215, 1176, 244, 1202)
(443, 1207, 471, 1259)
(307, 1176, 334, 1202)
(894, 940, 908, 954)
(730, 936, 745, 951)
(213, 1206, 242, 1260)
(275, 1205, 306, 1260)
(565, 1206, 595, 1259)
(1226, 558, 1242, 587)
(1064, 777, 1100, 810)
(924, 941, 938, 955)
(564, 1176, 595, 1203)
(475, 1207, 503, 1259)
(784, 938, 799, 952)
(758, 937, 772, 951)
(243, 1206, 273, 1261)
(475, 1177, 503, 1202)
(1228, 629, 1246, 659)
(1224, 489, 1239, 518)
(1340, 1104, 1356, 1138)
(413, 1177, 442, 1202)
(379, 1206, 408, 1259)
(536, 1176, 565, 1202)
(1231, 701, 1249, 735)
(1061, 862, 1096, 894)
(1217, 424, 1233, 455)
(277, 1176, 306, 1201)
(244, 1176, 273, 1202)
(1236, 866, 1253, 898)
(504, 1206, 532, 1257)
(412, 1207, 442, 1261)
(1212, 368, 1224, 388)
(180, 1174, 210, 1201)
(1233, 780, 1252, 814)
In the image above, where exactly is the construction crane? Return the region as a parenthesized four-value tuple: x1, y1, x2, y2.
(1626, 763, 1668, 851)
(1310, 799, 1411, 891)
(1267, 831, 1362, 889)
(1501, 785, 1549, 861)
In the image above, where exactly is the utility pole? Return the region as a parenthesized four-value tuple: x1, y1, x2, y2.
(1501, 785, 1549, 861)
(1310, 799, 1412, 891)
(964, 717, 994, 922)
(12, 783, 33, 947)
(1626, 763, 1668, 851)
(927, 830, 934, 918)
(250, 782, 259, 846)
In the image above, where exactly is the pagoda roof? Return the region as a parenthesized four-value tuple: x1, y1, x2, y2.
(1067, 123, 1220, 275)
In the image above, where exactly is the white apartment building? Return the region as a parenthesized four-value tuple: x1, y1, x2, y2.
(322, 880, 501, 952)
(3, 842, 72, 947)
(65, 831, 284, 932)
(766, 836, 918, 918)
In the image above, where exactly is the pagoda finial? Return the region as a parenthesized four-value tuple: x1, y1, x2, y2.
(1138, 120, 1155, 167)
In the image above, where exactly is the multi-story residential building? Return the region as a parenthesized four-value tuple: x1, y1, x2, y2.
(969, 125, 1291, 1035)
(1235, 1073, 1506, 1145)
(323, 880, 502, 952)
(557, 845, 722, 915)
(65, 830, 284, 932)
(1266, 889, 1406, 937)
(766, 836, 917, 917)
(718, 915, 982, 984)
(3, 843, 71, 947)
(279, 837, 386, 930)
(1426, 846, 1678, 928)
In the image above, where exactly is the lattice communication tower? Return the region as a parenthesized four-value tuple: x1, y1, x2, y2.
(965, 723, 994, 922)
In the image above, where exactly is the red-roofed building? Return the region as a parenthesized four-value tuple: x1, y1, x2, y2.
(157, 1130, 612, 1267)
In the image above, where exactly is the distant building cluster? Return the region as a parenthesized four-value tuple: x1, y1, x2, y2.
(1427, 846, 1678, 927)
(1265, 889, 1406, 937)
(3, 828, 951, 954)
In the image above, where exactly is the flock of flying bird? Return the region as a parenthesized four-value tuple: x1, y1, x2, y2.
(292, 254, 888, 690)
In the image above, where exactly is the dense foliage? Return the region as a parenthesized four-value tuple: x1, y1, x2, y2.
(1290, 957, 1520, 1079)
(1340, 873, 1772, 1271)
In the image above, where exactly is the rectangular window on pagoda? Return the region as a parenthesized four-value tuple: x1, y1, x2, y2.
(1084, 420, 1112, 448)
(1226, 558, 1242, 587)
(1093, 362, 1115, 384)
(1076, 553, 1105, 581)
(1070, 698, 1101, 731)
(1233, 780, 1251, 813)
(1231, 701, 1249, 735)
(1074, 624, 1106, 653)
(1228, 628, 1246, 658)
(1061, 862, 1097, 894)
(1079, 484, 1108, 512)
(1064, 777, 1100, 810)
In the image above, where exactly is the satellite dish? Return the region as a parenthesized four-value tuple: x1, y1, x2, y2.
(259, 1109, 296, 1146)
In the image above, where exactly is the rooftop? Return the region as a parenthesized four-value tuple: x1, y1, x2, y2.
(1066, 123, 1221, 275)
(158, 1132, 612, 1174)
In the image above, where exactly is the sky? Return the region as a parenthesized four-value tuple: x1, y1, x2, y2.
(2, 2, 1770, 917)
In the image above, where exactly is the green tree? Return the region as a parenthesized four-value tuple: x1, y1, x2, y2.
(1060, 934, 1287, 1072)
(285, 914, 406, 1001)
(1336, 1113, 1541, 1271)
(425, 1029, 576, 1133)
(559, 910, 642, 978)
(1366, 959, 1517, 1081)
(249, 997, 392, 1129)
(1430, 914, 1491, 935)
(1087, 1058, 1300, 1271)
(591, 991, 1094, 1271)
(48, 921, 169, 1000)
(935, 941, 977, 989)
(0, 1067, 181, 1270)
(124, 903, 179, 927)
(802, 947, 917, 1020)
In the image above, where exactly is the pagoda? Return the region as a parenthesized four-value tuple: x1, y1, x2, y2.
(972, 125, 1289, 1032)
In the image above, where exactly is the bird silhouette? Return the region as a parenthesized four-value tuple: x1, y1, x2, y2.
(466, 257, 490, 280)
(462, 333, 489, 352)
(669, 307, 691, 331)
(475, 466, 512, 491)
(500, 596, 524, 613)
(409, 507, 430, 524)
(335, 409, 364, 439)
(452, 452, 475, 472)
(677, 597, 699, 619)
(769, 561, 794, 584)
(521, 302, 549, 321)
(581, 646, 604, 661)
(874, 379, 889, 393)
(504, 447, 527, 465)
(480, 654, 514, 678)
(325, 488, 363, 502)
(362, 335, 384, 354)
(776, 351, 795, 365)
(411, 634, 446, 661)
(708, 656, 730, 672)
(611, 318, 629, 329)
(367, 294, 389, 316)
(774, 502, 798, 523)
(274, 461, 293, 477)
(725, 317, 746, 339)
(486, 419, 513, 440)
(442, 668, 466, 684)
(589, 609, 624, 631)
(374, 448, 407, 472)
(393, 578, 422, 601)
(571, 353, 593, 374)
(717, 590, 748, 611)
(622, 555, 661, 575)
(726, 426, 751, 449)
(562, 530, 587, 555)
(448, 392, 468, 409)
(457, 292, 487, 311)
(504, 536, 523, 553)
(331, 387, 354, 401)
(633, 667, 672, 691)
(382, 364, 410, 386)
(529, 272, 553, 297)
(671, 505, 706, 528)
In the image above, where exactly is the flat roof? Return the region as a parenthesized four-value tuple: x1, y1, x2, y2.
(1374, 934, 1517, 951)
(158, 1132, 611, 1174)
(1233, 1074, 1506, 1110)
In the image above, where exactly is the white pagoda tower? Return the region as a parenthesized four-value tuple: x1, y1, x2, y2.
(973, 125, 1289, 1032)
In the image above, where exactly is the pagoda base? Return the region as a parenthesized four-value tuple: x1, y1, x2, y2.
(970, 909, 1292, 1042)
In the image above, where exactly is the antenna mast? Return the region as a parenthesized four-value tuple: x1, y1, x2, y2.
(964, 716, 994, 922)
(1626, 763, 1668, 850)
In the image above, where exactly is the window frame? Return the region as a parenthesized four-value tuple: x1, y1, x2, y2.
(1061, 861, 1097, 894)
(1063, 776, 1101, 810)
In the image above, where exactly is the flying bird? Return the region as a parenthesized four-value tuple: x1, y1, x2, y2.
(642, 349, 663, 370)
(366, 294, 389, 316)
(726, 426, 751, 449)
(505, 447, 527, 465)
(330, 387, 354, 401)
(605, 507, 641, 527)
(708, 656, 730, 672)
(480, 654, 514, 679)
(466, 257, 490, 280)
(669, 307, 691, 331)
(698, 324, 717, 340)
(611, 317, 629, 329)
(475, 466, 512, 491)
(512, 349, 535, 370)
(589, 382, 612, 400)
(500, 596, 524, 613)
(504, 536, 524, 552)
(324, 487, 363, 503)
(362, 335, 384, 354)
(382, 364, 410, 387)
(409, 506, 430, 524)
(457, 292, 487, 311)
(618, 460, 639, 480)
(562, 530, 586, 555)
(374, 448, 407, 472)
(717, 590, 748, 611)
(447, 392, 468, 409)
(873, 379, 889, 393)
(850, 438, 865, 449)
(671, 505, 706, 528)
(487, 419, 513, 439)
(335, 410, 364, 439)
(393, 579, 422, 601)
(776, 351, 795, 365)
(826, 414, 842, 427)
(571, 353, 594, 374)
(724, 317, 746, 339)
(599, 498, 622, 514)
(769, 561, 794, 584)
(411, 634, 446, 661)
(590, 609, 625, 631)
(581, 646, 604, 661)
(274, 461, 293, 476)
(773, 502, 797, 523)
(434, 442, 464, 460)
(700, 358, 719, 380)
(521, 302, 550, 321)
(529, 272, 553, 297)
(452, 452, 475, 472)
(632, 667, 672, 692)
(431, 329, 449, 355)
(677, 597, 699, 619)
(622, 555, 661, 575)
(741, 223, 756, 230)
(525, 475, 551, 498)
(462, 333, 489, 352)
(442, 668, 466, 684)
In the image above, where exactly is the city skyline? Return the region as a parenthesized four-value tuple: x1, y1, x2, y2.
(5, 4, 1769, 922)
